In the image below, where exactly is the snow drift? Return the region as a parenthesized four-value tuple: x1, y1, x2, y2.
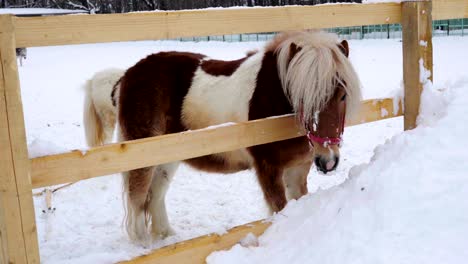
(207, 78, 468, 263)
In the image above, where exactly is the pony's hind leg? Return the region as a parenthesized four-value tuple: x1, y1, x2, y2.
(123, 166, 154, 244)
(100, 108, 116, 144)
(148, 162, 179, 239)
(283, 162, 311, 201)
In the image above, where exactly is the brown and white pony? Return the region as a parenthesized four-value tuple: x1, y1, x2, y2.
(83, 31, 362, 243)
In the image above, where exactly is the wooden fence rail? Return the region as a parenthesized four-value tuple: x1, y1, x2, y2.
(14, 3, 402, 47)
(31, 98, 402, 188)
(12, 0, 468, 48)
(120, 220, 272, 264)
(0, 0, 466, 262)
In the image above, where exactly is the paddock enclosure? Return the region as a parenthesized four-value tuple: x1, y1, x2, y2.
(1, 0, 467, 263)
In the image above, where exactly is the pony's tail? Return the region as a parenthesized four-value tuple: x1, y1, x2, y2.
(83, 68, 122, 147)
(83, 79, 105, 147)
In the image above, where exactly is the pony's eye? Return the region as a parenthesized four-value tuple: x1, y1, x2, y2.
(341, 94, 347, 101)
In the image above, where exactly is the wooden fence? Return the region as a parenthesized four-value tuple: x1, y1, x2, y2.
(0, 0, 467, 263)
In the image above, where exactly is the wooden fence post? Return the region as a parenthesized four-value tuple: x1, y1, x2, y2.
(0, 15, 40, 264)
(402, 0, 433, 130)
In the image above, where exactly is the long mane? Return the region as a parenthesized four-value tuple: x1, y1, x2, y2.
(267, 31, 362, 126)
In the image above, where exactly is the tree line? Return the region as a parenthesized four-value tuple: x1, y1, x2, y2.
(0, 0, 360, 14)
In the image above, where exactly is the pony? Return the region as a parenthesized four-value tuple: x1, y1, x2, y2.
(83, 31, 362, 243)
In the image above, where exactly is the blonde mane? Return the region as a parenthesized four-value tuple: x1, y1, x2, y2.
(271, 31, 362, 125)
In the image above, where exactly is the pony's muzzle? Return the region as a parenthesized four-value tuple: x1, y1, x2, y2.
(315, 156, 339, 174)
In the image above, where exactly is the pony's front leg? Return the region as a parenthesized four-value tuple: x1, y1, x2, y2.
(149, 162, 179, 239)
(254, 162, 287, 213)
(283, 162, 311, 200)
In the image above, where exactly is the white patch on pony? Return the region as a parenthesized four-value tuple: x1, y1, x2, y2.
(182, 52, 264, 129)
(312, 111, 319, 131)
(86, 68, 123, 113)
(149, 162, 179, 239)
(182, 52, 263, 167)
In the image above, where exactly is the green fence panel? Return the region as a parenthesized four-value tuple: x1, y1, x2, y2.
(175, 19, 468, 42)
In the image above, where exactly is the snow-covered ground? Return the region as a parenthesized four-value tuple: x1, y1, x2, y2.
(19, 36, 468, 263)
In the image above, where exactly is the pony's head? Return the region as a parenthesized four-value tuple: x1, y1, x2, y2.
(271, 31, 362, 174)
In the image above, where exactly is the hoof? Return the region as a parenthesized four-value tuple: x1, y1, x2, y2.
(152, 227, 176, 240)
(128, 231, 152, 248)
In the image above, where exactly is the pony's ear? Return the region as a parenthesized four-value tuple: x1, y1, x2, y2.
(339, 40, 349, 57)
(288, 43, 302, 64)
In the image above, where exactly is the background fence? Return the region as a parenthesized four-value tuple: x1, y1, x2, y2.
(179, 18, 468, 42)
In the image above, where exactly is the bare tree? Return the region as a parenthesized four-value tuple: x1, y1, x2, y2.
(65, 0, 99, 13)
(0, 0, 361, 13)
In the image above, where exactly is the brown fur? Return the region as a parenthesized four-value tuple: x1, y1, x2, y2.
(312, 87, 347, 139)
(185, 151, 251, 173)
(119, 52, 205, 140)
(201, 57, 248, 76)
(246, 50, 314, 210)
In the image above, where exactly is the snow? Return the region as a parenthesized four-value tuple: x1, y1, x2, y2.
(380, 107, 388, 117)
(19, 36, 468, 263)
(362, 0, 401, 3)
(419, 58, 432, 84)
(390, 86, 404, 115)
(28, 138, 69, 158)
(199, 122, 238, 130)
(239, 233, 259, 248)
(208, 77, 468, 264)
(0, 8, 86, 15)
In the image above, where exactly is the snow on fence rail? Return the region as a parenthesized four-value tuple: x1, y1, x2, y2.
(1, 0, 467, 263)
